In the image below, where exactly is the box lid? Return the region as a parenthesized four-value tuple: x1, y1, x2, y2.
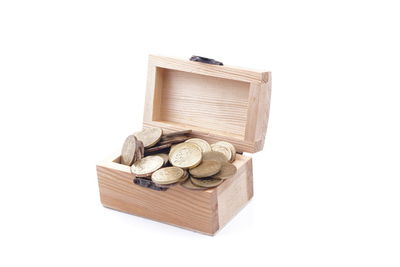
(143, 55, 271, 153)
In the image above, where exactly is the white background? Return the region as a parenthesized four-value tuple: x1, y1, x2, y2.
(0, 0, 399, 266)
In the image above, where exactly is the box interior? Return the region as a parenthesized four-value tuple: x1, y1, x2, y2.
(151, 67, 251, 140)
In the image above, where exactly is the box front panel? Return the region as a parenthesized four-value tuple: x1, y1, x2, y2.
(97, 153, 253, 235)
(97, 166, 219, 234)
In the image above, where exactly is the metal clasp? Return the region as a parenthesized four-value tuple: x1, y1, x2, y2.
(133, 177, 168, 191)
(190, 55, 223, 66)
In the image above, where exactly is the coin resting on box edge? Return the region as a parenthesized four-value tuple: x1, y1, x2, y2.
(130, 155, 164, 176)
(190, 177, 223, 188)
(169, 142, 203, 169)
(121, 135, 138, 166)
(189, 160, 222, 178)
(151, 166, 184, 185)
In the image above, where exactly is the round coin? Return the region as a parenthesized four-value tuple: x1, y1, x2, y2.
(185, 138, 211, 153)
(190, 177, 223, 188)
(169, 141, 201, 155)
(181, 178, 208, 190)
(151, 166, 184, 185)
(153, 153, 169, 165)
(179, 170, 189, 182)
(135, 140, 144, 162)
(202, 151, 229, 163)
(169, 142, 202, 169)
(210, 144, 232, 162)
(189, 160, 222, 178)
(211, 162, 237, 179)
(134, 127, 163, 148)
(214, 141, 236, 162)
(130, 155, 164, 177)
(121, 135, 138, 165)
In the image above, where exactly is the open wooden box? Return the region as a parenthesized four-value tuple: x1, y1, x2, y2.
(96, 55, 271, 235)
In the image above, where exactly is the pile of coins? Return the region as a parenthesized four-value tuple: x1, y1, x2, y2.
(120, 127, 237, 190)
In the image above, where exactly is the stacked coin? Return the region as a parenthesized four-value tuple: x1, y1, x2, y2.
(120, 127, 238, 190)
(183, 140, 237, 190)
(121, 135, 144, 165)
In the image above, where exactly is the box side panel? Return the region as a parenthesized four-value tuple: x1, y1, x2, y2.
(217, 156, 253, 228)
(255, 73, 272, 150)
(96, 166, 219, 234)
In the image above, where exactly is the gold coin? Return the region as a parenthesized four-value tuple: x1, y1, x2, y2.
(170, 144, 178, 154)
(169, 141, 201, 155)
(153, 153, 169, 165)
(130, 155, 164, 177)
(210, 144, 232, 162)
(185, 138, 211, 153)
(202, 151, 229, 163)
(214, 141, 236, 162)
(181, 178, 208, 190)
(179, 170, 189, 182)
(121, 135, 137, 165)
(135, 140, 144, 162)
(134, 127, 163, 148)
(154, 172, 187, 188)
(151, 166, 184, 185)
(169, 142, 202, 169)
(211, 162, 237, 179)
(189, 160, 222, 178)
(190, 177, 223, 188)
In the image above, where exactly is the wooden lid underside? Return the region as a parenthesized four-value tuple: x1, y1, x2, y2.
(143, 55, 271, 153)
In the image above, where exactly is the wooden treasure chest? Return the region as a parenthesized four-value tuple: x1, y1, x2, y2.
(96, 55, 271, 235)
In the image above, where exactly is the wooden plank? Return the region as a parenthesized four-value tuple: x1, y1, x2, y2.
(254, 72, 272, 149)
(143, 64, 156, 122)
(244, 82, 261, 142)
(149, 55, 265, 83)
(97, 151, 131, 172)
(217, 157, 253, 228)
(143, 65, 164, 122)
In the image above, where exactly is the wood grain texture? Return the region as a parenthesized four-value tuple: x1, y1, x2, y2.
(143, 55, 271, 153)
(149, 54, 264, 83)
(96, 152, 253, 235)
(157, 69, 249, 137)
(143, 63, 157, 123)
(244, 82, 262, 142)
(255, 72, 272, 150)
(217, 157, 253, 228)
